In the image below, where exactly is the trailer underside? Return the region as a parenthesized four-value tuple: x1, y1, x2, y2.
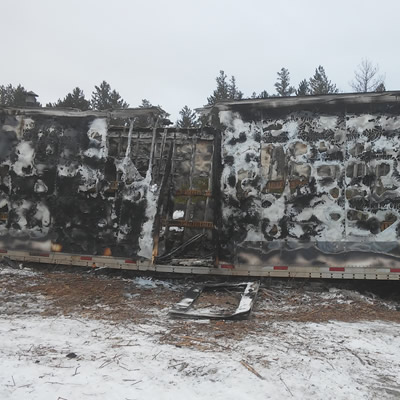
(1, 249, 400, 280)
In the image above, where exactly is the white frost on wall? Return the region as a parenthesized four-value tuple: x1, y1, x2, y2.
(220, 110, 400, 247)
(138, 173, 158, 259)
(13, 142, 35, 176)
(78, 164, 103, 192)
(84, 118, 108, 159)
(34, 180, 48, 193)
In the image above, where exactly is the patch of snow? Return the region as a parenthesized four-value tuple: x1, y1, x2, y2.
(0, 316, 399, 400)
(173, 210, 184, 220)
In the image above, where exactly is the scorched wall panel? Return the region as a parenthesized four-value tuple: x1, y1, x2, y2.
(218, 105, 400, 269)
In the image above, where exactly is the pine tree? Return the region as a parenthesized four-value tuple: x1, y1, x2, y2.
(296, 79, 310, 96)
(350, 59, 385, 92)
(207, 70, 243, 105)
(207, 71, 229, 105)
(251, 90, 269, 99)
(0, 84, 15, 105)
(0, 84, 29, 107)
(139, 99, 152, 109)
(54, 87, 90, 110)
(90, 81, 128, 110)
(228, 76, 243, 100)
(177, 106, 199, 128)
(309, 66, 338, 95)
(274, 67, 295, 97)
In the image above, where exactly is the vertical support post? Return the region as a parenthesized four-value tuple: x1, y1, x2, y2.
(212, 128, 223, 267)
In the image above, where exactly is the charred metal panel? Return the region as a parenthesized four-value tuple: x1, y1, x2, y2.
(0, 110, 159, 258)
(217, 98, 400, 267)
(0, 108, 217, 262)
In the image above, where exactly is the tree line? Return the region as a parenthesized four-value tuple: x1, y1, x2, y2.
(0, 58, 387, 128)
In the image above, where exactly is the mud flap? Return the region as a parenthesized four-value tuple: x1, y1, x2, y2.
(169, 281, 260, 320)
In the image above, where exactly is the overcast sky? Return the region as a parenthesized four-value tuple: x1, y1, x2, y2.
(1, 0, 399, 120)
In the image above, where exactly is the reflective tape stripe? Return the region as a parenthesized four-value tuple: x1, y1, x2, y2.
(329, 267, 345, 272)
(29, 252, 50, 257)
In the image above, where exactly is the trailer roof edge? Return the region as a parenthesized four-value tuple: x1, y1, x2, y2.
(196, 91, 400, 114)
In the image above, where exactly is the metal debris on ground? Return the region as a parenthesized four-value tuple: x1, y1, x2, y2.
(169, 281, 260, 320)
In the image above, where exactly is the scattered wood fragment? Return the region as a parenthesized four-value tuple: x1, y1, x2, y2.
(240, 360, 264, 380)
(279, 375, 293, 397)
(122, 379, 142, 385)
(344, 347, 365, 365)
(152, 350, 162, 360)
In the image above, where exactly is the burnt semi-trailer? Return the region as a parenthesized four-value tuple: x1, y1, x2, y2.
(208, 91, 400, 275)
(1, 92, 400, 280)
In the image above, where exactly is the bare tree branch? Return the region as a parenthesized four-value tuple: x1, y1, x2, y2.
(350, 58, 385, 92)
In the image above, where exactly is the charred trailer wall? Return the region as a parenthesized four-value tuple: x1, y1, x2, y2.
(0, 109, 156, 258)
(0, 108, 218, 263)
(216, 93, 400, 269)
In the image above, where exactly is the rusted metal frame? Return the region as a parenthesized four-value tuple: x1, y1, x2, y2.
(175, 189, 212, 197)
(161, 219, 214, 229)
(162, 134, 177, 248)
(148, 117, 159, 176)
(157, 128, 168, 182)
(151, 126, 174, 263)
(156, 233, 206, 263)
(117, 128, 122, 158)
(185, 135, 197, 223)
(135, 130, 141, 164)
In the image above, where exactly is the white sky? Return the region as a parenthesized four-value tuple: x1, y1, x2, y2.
(1, 0, 399, 120)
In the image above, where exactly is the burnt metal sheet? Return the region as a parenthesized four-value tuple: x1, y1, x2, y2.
(169, 281, 260, 320)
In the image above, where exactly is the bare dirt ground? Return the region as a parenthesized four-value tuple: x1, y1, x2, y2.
(1, 260, 399, 345)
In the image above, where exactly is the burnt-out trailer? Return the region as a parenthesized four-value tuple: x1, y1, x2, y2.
(1, 92, 400, 280)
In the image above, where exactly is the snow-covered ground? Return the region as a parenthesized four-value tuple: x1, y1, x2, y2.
(1, 263, 400, 399)
(1, 315, 399, 400)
